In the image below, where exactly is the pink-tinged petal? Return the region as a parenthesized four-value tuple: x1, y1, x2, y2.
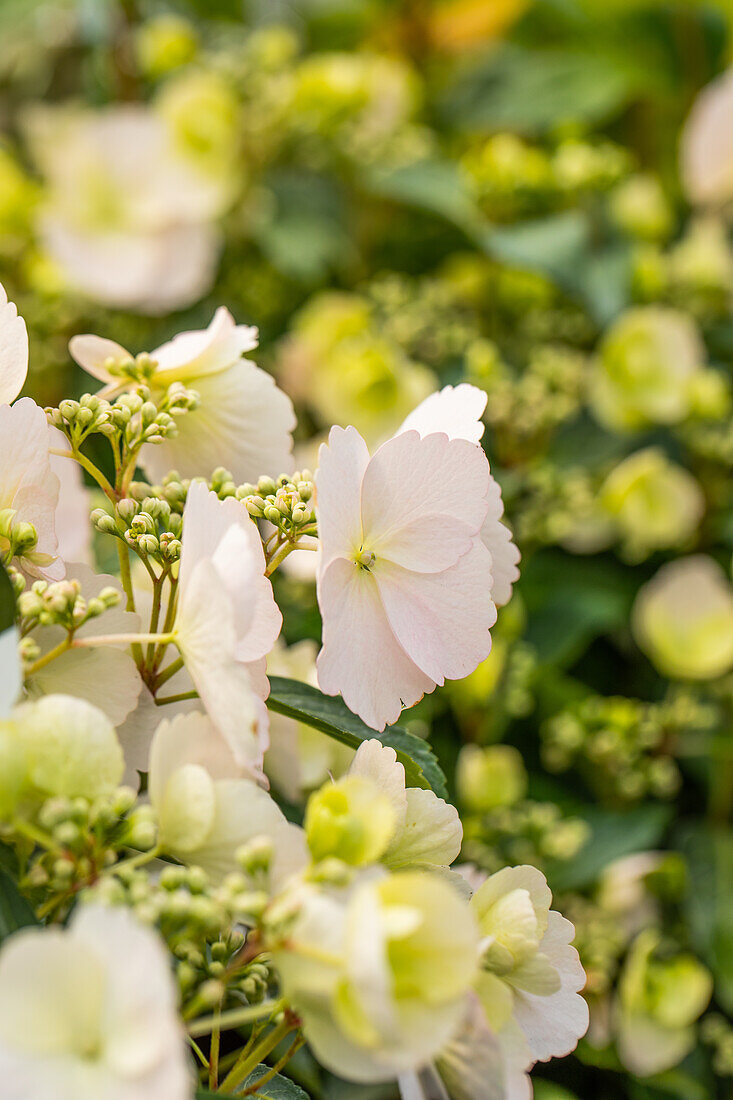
(140, 359, 295, 484)
(0, 284, 28, 405)
(151, 307, 258, 381)
(315, 426, 370, 571)
(0, 398, 61, 581)
(360, 432, 489, 573)
(67, 334, 132, 384)
(317, 557, 434, 731)
(175, 557, 266, 771)
(397, 384, 487, 444)
(681, 69, 733, 206)
(375, 540, 496, 684)
(482, 478, 520, 607)
(48, 428, 92, 567)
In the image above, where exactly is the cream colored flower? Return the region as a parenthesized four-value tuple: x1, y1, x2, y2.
(0, 281, 28, 405)
(632, 555, 733, 680)
(0, 904, 190, 1099)
(149, 711, 307, 885)
(681, 67, 733, 208)
(70, 307, 295, 484)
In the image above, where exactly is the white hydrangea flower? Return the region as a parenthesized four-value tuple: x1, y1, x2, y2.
(0, 398, 62, 582)
(49, 428, 92, 567)
(0, 904, 191, 1100)
(315, 421, 496, 730)
(25, 564, 142, 728)
(681, 67, 733, 207)
(397, 383, 520, 608)
(172, 482, 282, 771)
(25, 105, 224, 313)
(148, 711, 307, 885)
(275, 869, 479, 1083)
(69, 306, 295, 484)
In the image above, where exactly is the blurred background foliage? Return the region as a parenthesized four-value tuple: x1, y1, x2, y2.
(2, 0, 733, 1096)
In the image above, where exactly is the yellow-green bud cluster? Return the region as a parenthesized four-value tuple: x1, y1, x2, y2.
(702, 1015, 733, 1077)
(237, 470, 316, 538)
(18, 577, 119, 634)
(93, 485, 184, 566)
(47, 393, 116, 443)
(541, 694, 700, 803)
(462, 799, 589, 875)
(47, 383, 199, 452)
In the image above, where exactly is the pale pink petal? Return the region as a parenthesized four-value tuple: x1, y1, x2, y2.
(360, 432, 489, 573)
(482, 479, 520, 608)
(0, 284, 28, 405)
(140, 359, 294, 484)
(317, 557, 434, 731)
(681, 68, 733, 206)
(315, 426, 370, 572)
(0, 398, 61, 581)
(397, 384, 487, 444)
(67, 335, 132, 385)
(148, 711, 239, 809)
(375, 541, 495, 684)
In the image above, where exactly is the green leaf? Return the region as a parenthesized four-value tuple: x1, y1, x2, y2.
(676, 823, 733, 1014)
(364, 159, 481, 233)
(547, 805, 672, 891)
(0, 868, 38, 943)
(0, 562, 14, 633)
(196, 1066, 310, 1098)
(266, 677, 447, 798)
(481, 211, 591, 289)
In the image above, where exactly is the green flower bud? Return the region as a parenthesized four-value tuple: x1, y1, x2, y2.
(456, 744, 527, 812)
(305, 775, 396, 866)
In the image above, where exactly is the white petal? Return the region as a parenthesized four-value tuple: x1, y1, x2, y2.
(0, 284, 28, 405)
(27, 644, 142, 729)
(386, 787, 462, 869)
(681, 68, 733, 206)
(361, 432, 489, 573)
(67, 334, 132, 385)
(349, 739, 407, 826)
(511, 911, 589, 1062)
(48, 429, 92, 567)
(317, 557, 434, 731)
(140, 359, 295, 484)
(148, 711, 238, 808)
(151, 307, 258, 381)
(315, 425, 370, 572)
(0, 627, 21, 719)
(397, 384, 487, 444)
(375, 541, 496, 685)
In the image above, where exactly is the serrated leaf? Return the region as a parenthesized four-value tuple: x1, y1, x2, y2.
(266, 677, 447, 798)
(196, 1066, 310, 1098)
(0, 868, 38, 943)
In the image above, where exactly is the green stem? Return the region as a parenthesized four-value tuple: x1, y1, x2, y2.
(155, 689, 198, 706)
(51, 447, 117, 504)
(12, 818, 59, 852)
(188, 999, 283, 1039)
(25, 635, 72, 676)
(73, 631, 175, 648)
(154, 655, 184, 690)
(145, 576, 164, 670)
(222, 1015, 294, 1093)
(209, 1005, 222, 1089)
(241, 1033, 304, 1096)
(112, 844, 162, 874)
(265, 542, 296, 577)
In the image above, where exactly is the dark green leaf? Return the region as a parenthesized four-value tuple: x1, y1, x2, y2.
(0, 562, 14, 633)
(676, 823, 733, 1014)
(0, 869, 38, 943)
(481, 212, 591, 289)
(196, 1066, 310, 1098)
(266, 677, 447, 798)
(547, 805, 672, 891)
(364, 159, 481, 233)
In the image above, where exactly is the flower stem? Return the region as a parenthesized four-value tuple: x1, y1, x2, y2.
(50, 447, 117, 504)
(25, 634, 73, 676)
(187, 999, 283, 1039)
(72, 632, 175, 648)
(221, 1015, 295, 1093)
(155, 689, 198, 706)
(154, 655, 184, 690)
(265, 542, 296, 577)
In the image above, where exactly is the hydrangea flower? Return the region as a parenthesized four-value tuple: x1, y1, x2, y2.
(70, 307, 295, 484)
(148, 711, 307, 884)
(0, 905, 190, 1099)
(315, 420, 496, 730)
(172, 482, 282, 770)
(275, 869, 479, 1082)
(681, 67, 733, 208)
(0, 282, 28, 405)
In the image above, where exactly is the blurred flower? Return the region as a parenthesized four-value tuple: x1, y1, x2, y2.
(135, 14, 198, 79)
(0, 281, 27, 404)
(426, 0, 531, 53)
(0, 398, 62, 581)
(315, 423, 495, 730)
(0, 904, 190, 1099)
(280, 291, 436, 445)
(456, 744, 527, 813)
(148, 711, 307, 884)
(681, 67, 733, 208)
(600, 447, 704, 560)
(24, 105, 224, 313)
(609, 174, 673, 241)
(265, 639, 353, 801)
(590, 307, 705, 431)
(276, 870, 479, 1081)
(633, 556, 733, 680)
(615, 930, 712, 1076)
(173, 482, 282, 771)
(70, 307, 295, 483)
